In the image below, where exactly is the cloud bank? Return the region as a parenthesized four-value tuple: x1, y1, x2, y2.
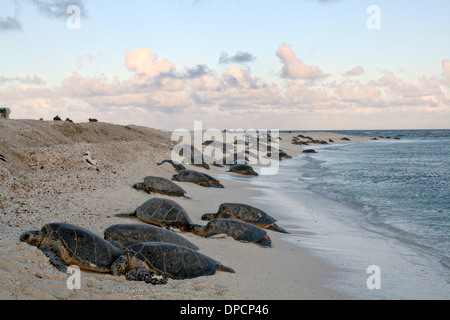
(1, 43, 449, 130)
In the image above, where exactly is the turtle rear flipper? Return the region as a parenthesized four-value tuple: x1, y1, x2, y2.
(268, 224, 289, 234)
(39, 245, 67, 273)
(217, 265, 235, 274)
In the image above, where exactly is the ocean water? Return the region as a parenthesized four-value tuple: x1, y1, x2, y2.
(227, 130, 450, 299)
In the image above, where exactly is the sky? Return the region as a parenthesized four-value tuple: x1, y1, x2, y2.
(1, 0, 449, 131)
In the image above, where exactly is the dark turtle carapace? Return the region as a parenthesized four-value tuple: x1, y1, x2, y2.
(191, 219, 272, 248)
(115, 198, 194, 231)
(132, 176, 187, 197)
(228, 164, 258, 176)
(104, 223, 199, 250)
(172, 169, 224, 188)
(201, 203, 288, 234)
(111, 242, 235, 281)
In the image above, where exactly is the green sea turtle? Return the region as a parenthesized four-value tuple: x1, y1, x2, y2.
(132, 176, 187, 198)
(104, 223, 199, 250)
(278, 150, 292, 160)
(157, 159, 186, 172)
(116, 198, 194, 232)
(172, 169, 224, 188)
(111, 242, 235, 281)
(228, 164, 258, 176)
(19, 223, 124, 273)
(177, 145, 210, 170)
(191, 219, 272, 248)
(201, 203, 288, 234)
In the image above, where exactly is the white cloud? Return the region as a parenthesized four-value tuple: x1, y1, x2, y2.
(125, 48, 176, 78)
(343, 66, 365, 76)
(276, 43, 327, 80)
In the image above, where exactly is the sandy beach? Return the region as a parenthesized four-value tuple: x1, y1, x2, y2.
(0, 119, 370, 300)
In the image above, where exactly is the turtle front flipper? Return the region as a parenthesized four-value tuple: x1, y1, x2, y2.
(39, 245, 68, 273)
(125, 268, 168, 285)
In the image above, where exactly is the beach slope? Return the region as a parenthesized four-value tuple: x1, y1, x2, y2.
(0, 120, 345, 300)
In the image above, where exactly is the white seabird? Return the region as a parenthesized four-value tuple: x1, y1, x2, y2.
(83, 151, 99, 172)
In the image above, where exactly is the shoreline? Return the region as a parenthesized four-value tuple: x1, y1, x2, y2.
(0, 120, 376, 300)
(260, 133, 450, 299)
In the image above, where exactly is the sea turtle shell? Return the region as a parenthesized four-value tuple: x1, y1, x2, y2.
(192, 219, 272, 248)
(104, 223, 199, 250)
(172, 169, 224, 188)
(228, 164, 258, 176)
(117, 198, 194, 231)
(113, 242, 234, 280)
(201, 203, 288, 233)
(133, 176, 187, 197)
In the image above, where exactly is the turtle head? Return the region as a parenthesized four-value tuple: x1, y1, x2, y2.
(111, 256, 128, 276)
(132, 182, 145, 191)
(201, 213, 215, 221)
(187, 224, 208, 237)
(19, 230, 41, 246)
